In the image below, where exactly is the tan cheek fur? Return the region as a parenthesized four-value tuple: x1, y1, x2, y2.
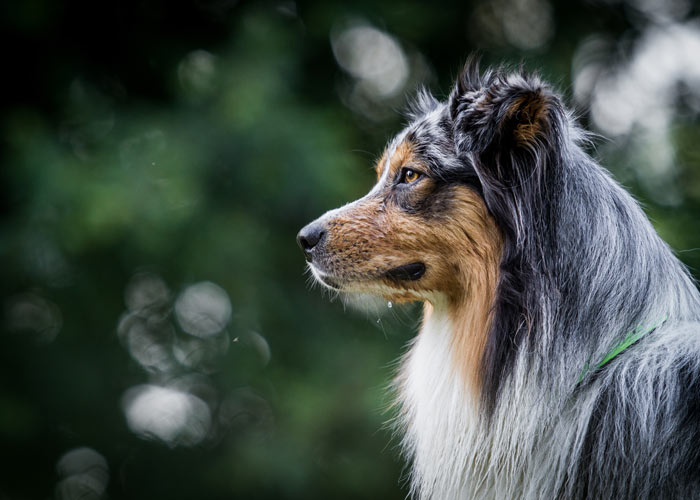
(323, 180, 502, 395)
(323, 139, 425, 285)
(390, 186, 501, 395)
(436, 188, 502, 396)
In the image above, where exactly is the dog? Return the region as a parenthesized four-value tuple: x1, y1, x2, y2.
(296, 60, 700, 499)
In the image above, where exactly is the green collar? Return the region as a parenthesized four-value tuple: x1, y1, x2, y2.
(577, 315, 668, 384)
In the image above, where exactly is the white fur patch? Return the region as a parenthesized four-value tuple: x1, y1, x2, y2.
(397, 303, 493, 499)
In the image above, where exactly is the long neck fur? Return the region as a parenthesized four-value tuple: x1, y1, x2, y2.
(396, 289, 501, 498)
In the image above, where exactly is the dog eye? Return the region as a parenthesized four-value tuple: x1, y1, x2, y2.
(400, 168, 422, 184)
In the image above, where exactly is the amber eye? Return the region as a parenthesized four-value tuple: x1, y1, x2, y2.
(401, 168, 422, 184)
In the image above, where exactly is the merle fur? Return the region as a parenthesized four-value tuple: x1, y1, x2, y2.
(394, 59, 700, 498)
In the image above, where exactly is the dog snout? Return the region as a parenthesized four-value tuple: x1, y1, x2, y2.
(296, 220, 326, 262)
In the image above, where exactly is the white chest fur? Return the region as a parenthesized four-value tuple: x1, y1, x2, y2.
(397, 304, 572, 499)
(398, 306, 490, 499)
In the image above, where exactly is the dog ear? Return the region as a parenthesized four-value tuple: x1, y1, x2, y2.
(448, 61, 563, 185)
(448, 61, 570, 252)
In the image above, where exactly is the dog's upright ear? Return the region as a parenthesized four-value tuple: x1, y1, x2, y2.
(448, 60, 568, 248)
(448, 60, 565, 191)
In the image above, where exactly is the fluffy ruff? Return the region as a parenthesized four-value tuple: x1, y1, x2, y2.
(299, 60, 700, 499)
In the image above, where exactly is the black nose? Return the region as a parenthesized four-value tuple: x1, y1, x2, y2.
(296, 221, 326, 261)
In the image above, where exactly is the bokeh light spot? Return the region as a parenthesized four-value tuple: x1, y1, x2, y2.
(122, 384, 211, 447)
(125, 272, 171, 312)
(331, 22, 409, 99)
(5, 293, 62, 343)
(55, 447, 109, 500)
(173, 330, 230, 373)
(175, 281, 232, 338)
(178, 50, 218, 96)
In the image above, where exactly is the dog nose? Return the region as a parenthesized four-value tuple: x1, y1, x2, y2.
(296, 221, 326, 261)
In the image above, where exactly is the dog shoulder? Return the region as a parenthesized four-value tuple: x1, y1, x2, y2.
(577, 329, 700, 496)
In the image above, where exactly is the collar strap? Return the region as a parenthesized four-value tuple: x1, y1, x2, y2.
(577, 315, 668, 384)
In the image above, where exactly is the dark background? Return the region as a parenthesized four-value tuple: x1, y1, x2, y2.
(2, 0, 700, 498)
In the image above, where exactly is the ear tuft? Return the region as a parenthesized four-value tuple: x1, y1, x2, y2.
(405, 87, 440, 120)
(451, 54, 484, 102)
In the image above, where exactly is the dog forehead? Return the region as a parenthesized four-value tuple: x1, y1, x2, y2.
(375, 105, 452, 180)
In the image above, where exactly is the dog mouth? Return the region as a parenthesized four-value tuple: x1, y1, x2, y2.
(385, 262, 426, 282)
(310, 261, 426, 292)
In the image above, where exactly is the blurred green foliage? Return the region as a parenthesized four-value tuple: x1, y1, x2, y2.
(1, 0, 699, 498)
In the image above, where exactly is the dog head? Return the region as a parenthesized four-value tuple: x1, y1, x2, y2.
(298, 61, 561, 307)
